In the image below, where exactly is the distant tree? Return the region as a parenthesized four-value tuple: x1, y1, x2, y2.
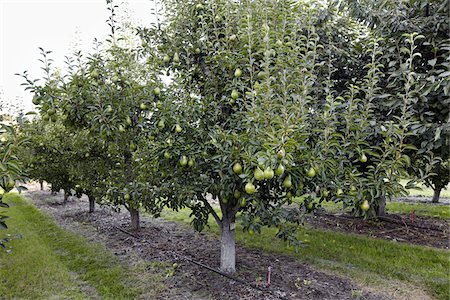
(18, 2, 163, 230)
(66, 129, 115, 213)
(22, 120, 76, 204)
(335, 0, 450, 202)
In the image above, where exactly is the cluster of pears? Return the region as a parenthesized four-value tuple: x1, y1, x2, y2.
(232, 152, 290, 196)
(230, 147, 327, 200)
(179, 155, 195, 168)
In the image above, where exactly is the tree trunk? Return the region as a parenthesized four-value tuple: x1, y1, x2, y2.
(63, 190, 69, 205)
(39, 180, 44, 190)
(220, 214, 236, 274)
(432, 187, 441, 203)
(88, 195, 95, 213)
(123, 151, 140, 230)
(376, 196, 386, 216)
(129, 207, 140, 231)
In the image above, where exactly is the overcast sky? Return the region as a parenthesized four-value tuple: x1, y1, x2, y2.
(0, 0, 154, 113)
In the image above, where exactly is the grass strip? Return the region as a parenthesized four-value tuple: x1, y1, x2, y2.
(320, 201, 450, 219)
(0, 193, 166, 299)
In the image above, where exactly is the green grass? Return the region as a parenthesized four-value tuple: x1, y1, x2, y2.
(387, 202, 450, 219)
(2, 192, 446, 299)
(319, 201, 450, 219)
(400, 180, 450, 198)
(161, 208, 449, 300)
(0, 193, 168, 299)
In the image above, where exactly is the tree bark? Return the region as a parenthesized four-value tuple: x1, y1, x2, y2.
(88, 195, 95, 213)
(123, 151, 140, 230)
(219, 214, 236, 274)
(63, 189, 69, 205)
(432, 187, 441, 203)
(129, 207, 140, 231)
(376, 196, 386, 216)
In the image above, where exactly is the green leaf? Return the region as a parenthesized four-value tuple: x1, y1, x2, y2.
(438, 71, 450, 78)
(0, 221, 7, 230)
(428, 58, 437, 67)
(434, 127, 442, 142)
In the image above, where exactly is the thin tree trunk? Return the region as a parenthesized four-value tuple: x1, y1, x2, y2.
(88, 195, 95, 213)
(39, 180, 44, 190)
(376, 196, 386, 216)
(124, 151, 140, 230)
(432, 187, 441, 203)
(63, 190, 69, 205)
(129, 207, 140, 231)
(220, 214, 236, 274)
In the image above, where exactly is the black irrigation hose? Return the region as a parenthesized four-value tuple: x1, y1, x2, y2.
(182, 256, 259, 289)
(114, 225, 141, 239)
(112, 225, 289, 300)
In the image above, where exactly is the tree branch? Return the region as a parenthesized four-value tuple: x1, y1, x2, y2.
(198, 193, 222, 226)
(231, 201, 241, 216)
(199, 57, 211, 78)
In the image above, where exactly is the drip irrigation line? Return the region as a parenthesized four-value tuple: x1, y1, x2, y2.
(112, 225, 289, 300)
(114, 225, 141, 239)
(182, 256, 259, 289)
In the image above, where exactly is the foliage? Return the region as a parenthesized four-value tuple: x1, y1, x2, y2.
(21, 120, 76, 199)
(17, 0, 432, 274)
(141, 0, 343, 273)
(18, 6, 163, 228)
(0, 123, 28, 248)
(66, 129, 113, 199)
(335, 0, 450, 201)
(135, 0, 420, 272)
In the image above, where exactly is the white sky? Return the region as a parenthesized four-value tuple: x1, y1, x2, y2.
(0, 0, 155, 113)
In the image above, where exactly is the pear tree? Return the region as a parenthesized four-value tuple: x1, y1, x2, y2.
(141, 0, 369, 273)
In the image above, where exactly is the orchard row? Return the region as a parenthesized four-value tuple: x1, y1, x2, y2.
(4, 0, 448, 273)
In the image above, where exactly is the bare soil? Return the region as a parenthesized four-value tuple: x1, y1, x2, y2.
(306, 211, 449, 249)
(22, 184, 398, 300)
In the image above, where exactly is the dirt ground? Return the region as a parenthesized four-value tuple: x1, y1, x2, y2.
(22, 183, 438, 300)
(306, 211, 449, 249)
